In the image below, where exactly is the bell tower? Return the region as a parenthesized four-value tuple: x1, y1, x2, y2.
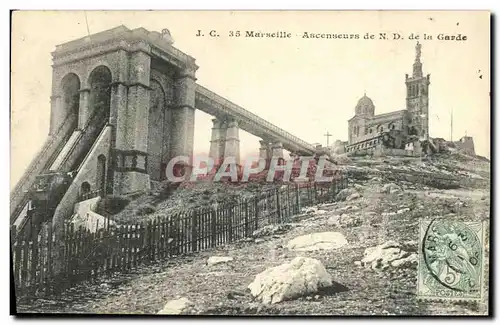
(405, 42, 430, 139)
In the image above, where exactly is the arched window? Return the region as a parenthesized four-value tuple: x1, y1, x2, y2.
(80, 182, 91, 197)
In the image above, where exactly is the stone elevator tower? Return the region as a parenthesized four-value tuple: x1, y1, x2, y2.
(49, 26, 198, 195)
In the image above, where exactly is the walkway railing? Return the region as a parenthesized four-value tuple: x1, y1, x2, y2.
(195, 85, 316, 154)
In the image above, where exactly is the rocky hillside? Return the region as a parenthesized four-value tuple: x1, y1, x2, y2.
(22, 153, 490, 315)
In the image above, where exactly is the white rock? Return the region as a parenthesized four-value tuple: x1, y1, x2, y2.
(391, 253, 418, 267)
(304, 207, 318, 214)
(247, 257, 332, 304)
(346, 192, 361, 201)
(361, 241, 416, 270)
(326, 215, 341, 226)
(396, 208, 410, 214)
(354, 261, 362, 266)
(354, 184, 365, 190)
(287, 232, 348, 252)
(207, 256, 234, 266)
(381, 183, 402, 194)
(340, 214, 362, 227)
(336, 188, 358, 201)
(255, 238, 265, 244)
(157, 298, 194, 315)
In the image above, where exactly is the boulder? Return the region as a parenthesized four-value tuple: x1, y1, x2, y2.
(252, 224, 293, 238)
(335, 188, 358, 201)
(396, 207, 410, 214)
(326, 215, 341, 226)
(207, 256, 233, 266)
(157, 298, 194, 315)
(361, 241, 416, 270)
(326, 214, 361, 228)
(381, 183, 402, 194)
(248, 257, 332, 304)
(346, 192, 361, 201)
(391, 253, 418, 267)
(287, 232, 348, 251)
(340, 214, 362, 227)
(353, 183, 365, 191)
(304, 207, 318, 214)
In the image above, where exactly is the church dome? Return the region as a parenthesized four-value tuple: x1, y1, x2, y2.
(355, 94, 375, 116)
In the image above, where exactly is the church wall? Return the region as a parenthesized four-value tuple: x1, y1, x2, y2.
(348, 117, 367, 145)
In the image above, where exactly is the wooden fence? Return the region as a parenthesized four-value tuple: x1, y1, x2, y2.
(11, 177, 348, 300)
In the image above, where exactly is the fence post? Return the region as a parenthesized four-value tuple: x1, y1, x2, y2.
(211, 208, 217, 247)
(228, 205, 233, 242)
(244, 200, 249, 237)
(46, 224, 53, 295)
(254, 197, 259, 231)
(30, 231, 39, 296)
(295, 183, 300, 213)
(192, 209, 198, 252)
(276, 188, 281, 223)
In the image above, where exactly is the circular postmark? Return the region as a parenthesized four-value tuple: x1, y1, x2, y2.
(422, 219, 482, 293)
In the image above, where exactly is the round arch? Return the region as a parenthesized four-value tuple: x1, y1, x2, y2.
(147, 79, 168, 181)
(60, 73, 81, 131)
(88, 65, 112, 121)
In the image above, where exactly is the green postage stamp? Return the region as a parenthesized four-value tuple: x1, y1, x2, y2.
(417, 219, 486, 301)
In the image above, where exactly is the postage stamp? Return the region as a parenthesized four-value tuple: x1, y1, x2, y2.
(417, 219, 486, 301)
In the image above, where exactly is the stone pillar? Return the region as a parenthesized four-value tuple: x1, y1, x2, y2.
(289, 152, 299, 160)
(113, 51, 151, 195)
(109, 83, 127, 129)
(259, 140, 272, 160)
(48, 95, 62, 135)
(271, 141, 284, 159)
(209, 118, 226, 165)
(77, 88, 90, 129)
(224, 119, 240, 165)
(170, 64, 197, 167)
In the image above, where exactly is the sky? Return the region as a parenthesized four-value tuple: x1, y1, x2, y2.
(10, 11, 490, 188)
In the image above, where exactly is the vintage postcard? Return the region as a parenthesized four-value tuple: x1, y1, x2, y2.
(10, 11, 490, 316)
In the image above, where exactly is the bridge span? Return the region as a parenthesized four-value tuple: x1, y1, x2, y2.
(195, 85, 317, 156)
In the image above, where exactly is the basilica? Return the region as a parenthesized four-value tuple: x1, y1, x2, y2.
(345, 42, 430, 155)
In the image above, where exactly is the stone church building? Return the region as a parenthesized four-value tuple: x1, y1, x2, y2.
(345, 42, 430, 155)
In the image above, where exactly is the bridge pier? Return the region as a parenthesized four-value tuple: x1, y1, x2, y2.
(259, 140, 272, 160)
(289, 151, 299, 160)
(170, 65, 197, 171)
(113, 51, 151, 195)
(209, 118, 227, 166)
(271, 141, 285, 160)
(223, 119, 240, 166)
